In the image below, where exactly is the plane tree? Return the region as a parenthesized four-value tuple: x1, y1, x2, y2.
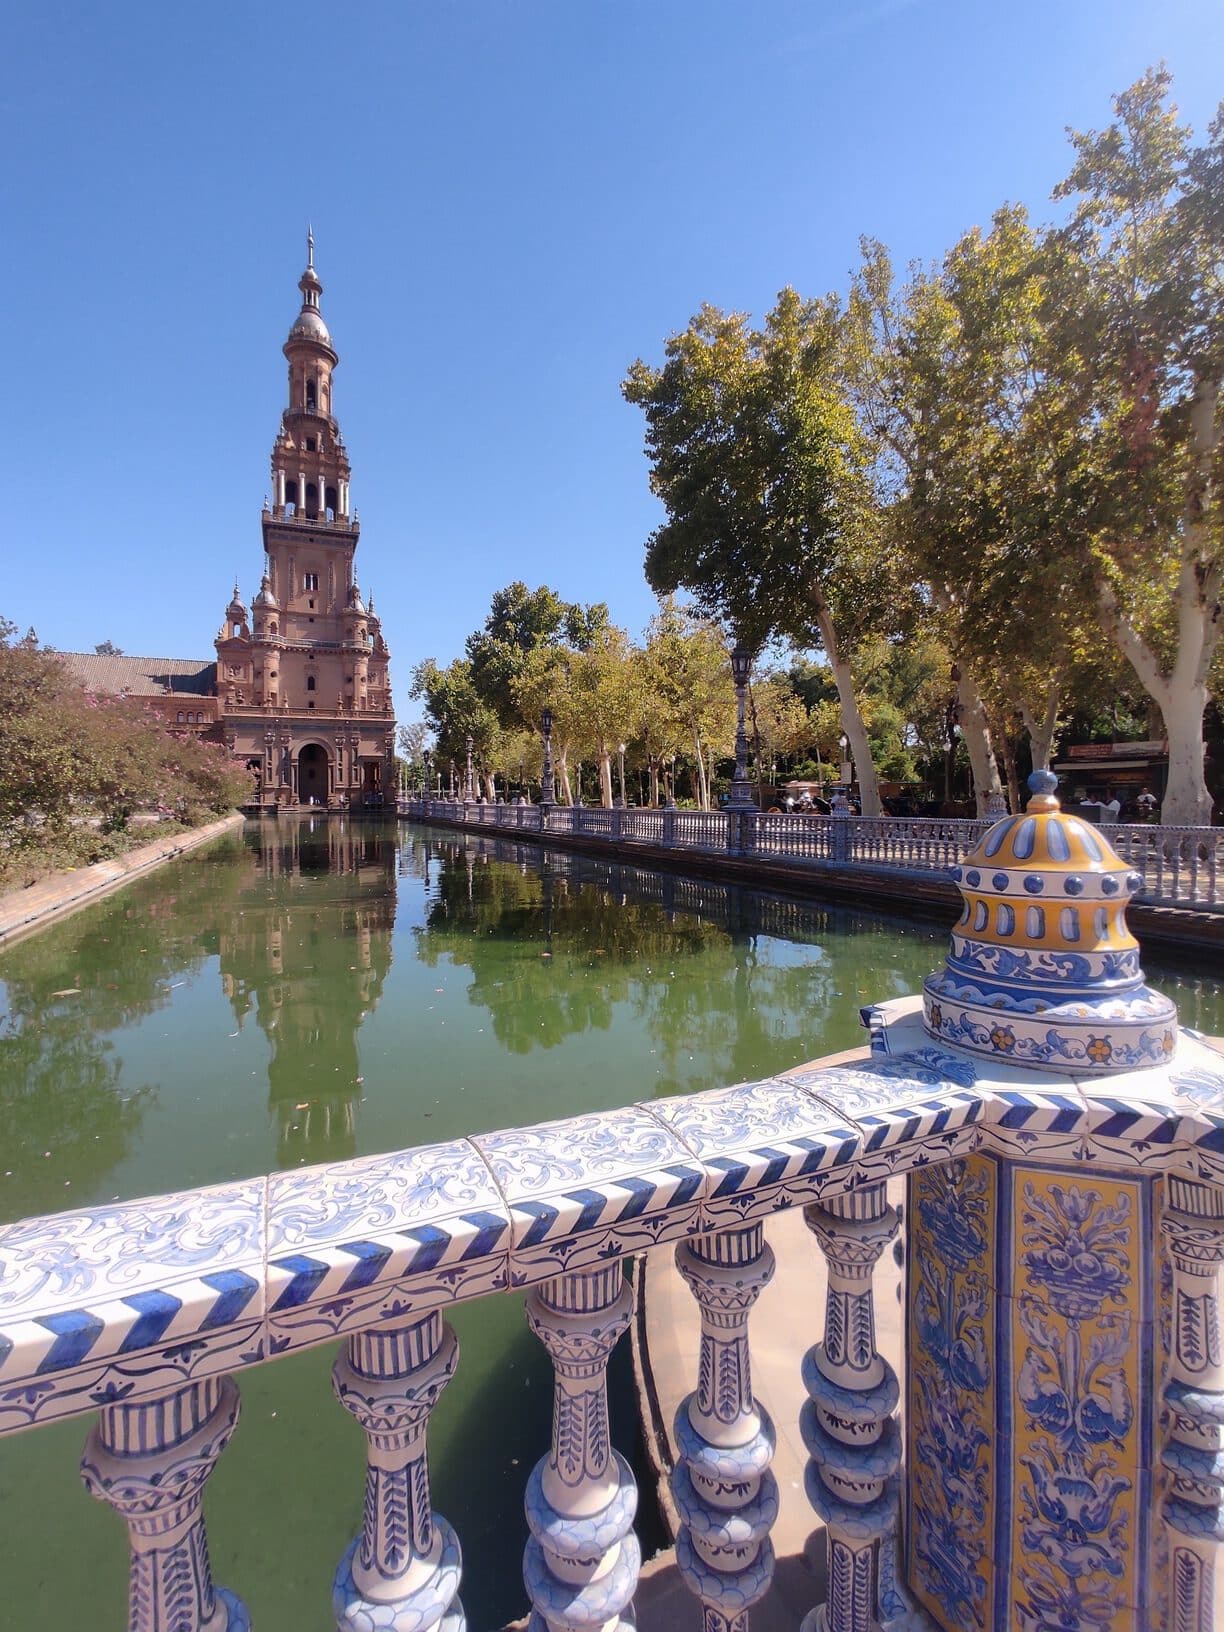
(623, 288, 903, 816)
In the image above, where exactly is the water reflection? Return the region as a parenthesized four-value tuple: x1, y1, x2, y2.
(222, 817, 396, 1161)
(408, 830, 934, 1095)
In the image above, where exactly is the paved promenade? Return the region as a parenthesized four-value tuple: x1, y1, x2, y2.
(0, 812, 244, 950)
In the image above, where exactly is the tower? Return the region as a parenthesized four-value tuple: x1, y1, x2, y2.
(215, 237, 396, 809)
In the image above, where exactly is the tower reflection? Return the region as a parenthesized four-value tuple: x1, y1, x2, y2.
(219, 816, 396, 1161)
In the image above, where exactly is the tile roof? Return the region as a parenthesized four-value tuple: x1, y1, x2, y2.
(57, 652, 217, 698)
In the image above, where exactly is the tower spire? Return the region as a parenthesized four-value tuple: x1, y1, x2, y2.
(307, 224, 314, 271)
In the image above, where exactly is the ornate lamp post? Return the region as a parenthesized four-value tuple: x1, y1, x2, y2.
(465, 735, 474, 802)
(448, 760, 456, 800)
(423, 749, 431, 799)
(617, 742, 627, 807)
(727, 644, 757, 811)
(540, 708, 555, 808)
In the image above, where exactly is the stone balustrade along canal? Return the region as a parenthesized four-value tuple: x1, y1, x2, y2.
(3, 773, 1224, 1631)
(401, 794, 1224, 917)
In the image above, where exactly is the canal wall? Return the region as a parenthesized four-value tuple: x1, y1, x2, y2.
(401, 808, 1224, 959)
(0, 811, 246, 951)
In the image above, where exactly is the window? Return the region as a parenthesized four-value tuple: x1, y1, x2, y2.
(232, 623, 242, 638)
(176, 711, 184, 723)
(305, 436, 317, 452)
(304, 572, 319, 592)
(306, 379, 317, 410)
(306, 675, 316, 691)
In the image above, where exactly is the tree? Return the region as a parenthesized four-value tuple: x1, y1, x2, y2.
(641, 602, 734, 809)
(1043, 71, 1224, 822)
(465, 582, 609, 727)
(624, 289, 901, 815)
(94, 640, 124, 656)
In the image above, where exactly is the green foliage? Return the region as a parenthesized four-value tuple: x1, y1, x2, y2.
(0, 619, 250, 884)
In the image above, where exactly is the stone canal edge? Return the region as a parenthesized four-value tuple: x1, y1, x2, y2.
(0, 811, 245, 952)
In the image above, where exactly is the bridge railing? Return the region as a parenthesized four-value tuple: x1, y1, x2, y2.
(398, 798, 1224, 910)
(4, 1009, 1224, 1631)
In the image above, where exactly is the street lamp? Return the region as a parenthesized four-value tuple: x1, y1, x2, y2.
(423, 748, 431, 800)
(727, 644, 757, 811)
(617, 742, 627, 808)
(465, 735, 474, 802)
(540, 708, 555, 807)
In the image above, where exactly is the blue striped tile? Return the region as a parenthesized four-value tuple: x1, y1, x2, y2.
(118, 1289, 182, 1352)
(269, 1255, 330, 1310)
(200, 1270, 260, 1327)
(35, 1309, 105, 1374)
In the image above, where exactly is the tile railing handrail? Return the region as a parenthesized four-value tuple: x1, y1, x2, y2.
(400, 797, 1224, 909)
(7, 1018, 1224, 1438)
(6, 1001, 1224, 1630)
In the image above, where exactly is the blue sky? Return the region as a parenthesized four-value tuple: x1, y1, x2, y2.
(3, 1, 1220, 721)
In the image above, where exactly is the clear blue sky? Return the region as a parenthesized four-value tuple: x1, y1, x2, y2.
(3, 1, 1220, 722)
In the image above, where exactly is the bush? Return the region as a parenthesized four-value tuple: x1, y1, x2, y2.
(0, 619, 251, 885)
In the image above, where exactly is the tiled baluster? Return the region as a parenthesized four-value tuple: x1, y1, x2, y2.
(332, 1311, 464, 1632)
(1162, 1175, 1224, 1630)
(673, 1222, 779, 1632)
(800, 1184, 905, 1632)
(81, 1375, 249, 1632)
(524, 1263, 639, 1632)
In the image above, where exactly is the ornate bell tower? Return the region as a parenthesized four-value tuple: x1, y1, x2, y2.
(214, 237, 395, 810)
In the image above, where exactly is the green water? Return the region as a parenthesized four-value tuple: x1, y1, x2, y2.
(1, 816, 1220, 1627)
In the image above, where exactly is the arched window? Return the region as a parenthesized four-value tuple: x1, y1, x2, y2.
(306, 675, 316, 691)
(285, 480, 298, 515)
(306, 378, 317, 410)
(269, 620, 278, 636)
(305, 483, 319, 518)
(177, 711, 184, 723)
(232, 623, 242, 638)
(325, 486, 338, 522)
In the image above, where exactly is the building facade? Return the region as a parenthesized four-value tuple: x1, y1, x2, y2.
(214, 238, 395, 809)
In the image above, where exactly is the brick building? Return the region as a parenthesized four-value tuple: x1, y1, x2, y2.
(61, 241, 395, 810)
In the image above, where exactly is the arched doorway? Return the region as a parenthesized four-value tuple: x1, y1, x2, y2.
(298, 743, 329, 805)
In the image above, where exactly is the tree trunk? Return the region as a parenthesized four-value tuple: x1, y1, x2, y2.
(598, 748, 614, 807)
(687, 733, 704, 808)
(649, 756, 660, 807)
(1098, 576, 1218, 826)
(1096, 377, 1220, 826)
(556, 751, 573, 806)
(956, 664, 1005, 816)
(1018, 675, 1062, 772)
(999, 730, 1022, 816)
(814, 601, 882, 817)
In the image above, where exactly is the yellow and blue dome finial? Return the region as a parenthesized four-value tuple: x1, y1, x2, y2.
(922, 770, 1177, 1073)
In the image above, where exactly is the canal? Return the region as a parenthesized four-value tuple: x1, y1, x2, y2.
(2, 815, 1221, 1628)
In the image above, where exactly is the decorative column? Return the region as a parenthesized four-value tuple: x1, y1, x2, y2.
(1162, 1175, 1224, 1630)
(81, 1375, 249, 1632)
(332, 1310, 464, 1632)
(673, 1222, 778, 1632)
(465, 736, 474, 803)
(801, 1184, 904, 1632)
(726, 646, 756, 812)
(524, 1263, 639, 1632)
(540, 708, 555, 810)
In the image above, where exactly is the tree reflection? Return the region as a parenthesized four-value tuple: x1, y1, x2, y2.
(0, 841, 247, 1221)
(409, 833, 929, 1085)
(218, 817, 396, 1162)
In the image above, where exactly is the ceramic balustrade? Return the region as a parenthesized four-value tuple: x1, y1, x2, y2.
(8, 1014, 1224, 1627)
(402, 798, 1224, 909)
(672, 1221, 778, 1632)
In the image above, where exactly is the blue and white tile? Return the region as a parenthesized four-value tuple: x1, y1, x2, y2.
(474, 1106, 705, 1284)
(650, 1076, 863, 1227)
(266, 1139, 510, 1350)
(0, 1180, 265, 1395)
(0, 1317, 263, 1434)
